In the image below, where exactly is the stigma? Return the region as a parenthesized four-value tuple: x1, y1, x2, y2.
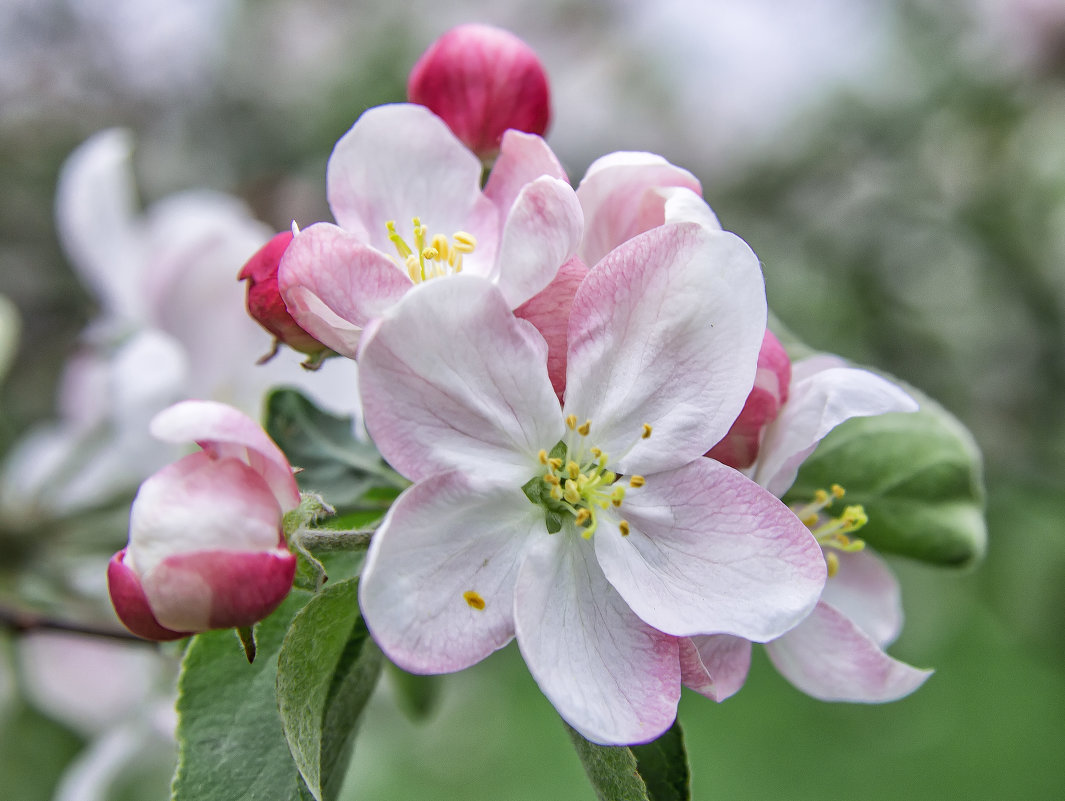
(386, 217, 477, 283)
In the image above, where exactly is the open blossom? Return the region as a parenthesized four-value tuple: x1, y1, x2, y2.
(407, 23, 551, 160)
(357, 222, 826, 745)
(108, 401, 299, 640)
(277, 103, 582, 358)
(684, 355, 934, 703)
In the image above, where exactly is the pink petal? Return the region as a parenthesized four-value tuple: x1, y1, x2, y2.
(143, 547, 296, 632)
(564, 223, 766, 476)
(360, 471, 537, 674)
(127, 451, 284, 578)
(753, 363, 918, 497)
(483, 129, 569, 215)
(325, 103, 489, 255)
(358, 276, 563, 484)
(515, 533, 680, 745)
(107, 550, 189, 641)
(765, 602, 932, 702)
(491, 176, 583, 308)
(821, 549, 904, 648)
(277, 222, 412, 359)
(514, 257, 589, 402)
(149, 400, 299, 509)
(576, 151, 702, 266)
(595, 458, 825, 641)
(679, 634, 751, 702)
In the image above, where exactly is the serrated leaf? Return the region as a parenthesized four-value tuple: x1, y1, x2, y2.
(566, 723, 649, 801)
(630, 720, 690, 801)
(786, 392, 986, 567)
(276, 577, 382, 801)
(172, 591, 314, 801)
(264, 388, 404, 508)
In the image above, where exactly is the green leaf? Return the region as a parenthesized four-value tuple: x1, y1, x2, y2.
(276, 577, 382, 801)
(566, 723, 649, 801)
(0, 699, 84, 801)
(786, 390, 986, 567)
(385, 661, 442, 721)
(263, 387, 405, 509)
(629, 720, 690, 801)
(172, 591, 315, 801)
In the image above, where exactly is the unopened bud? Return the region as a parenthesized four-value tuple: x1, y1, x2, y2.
(407, 24, 551, 160)
(238, 230, 327, 358)
(707, 330, 791, 469)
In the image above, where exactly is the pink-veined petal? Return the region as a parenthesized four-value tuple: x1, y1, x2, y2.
(325, 103, 488, 254)
(491, 176, 583, 308)
(576, 151, 702, 266)
(821, 549, 904, 648)
(127, 452, 283, 578)
(149, 400, 298, 509)
(483, 129, 569, 215)
(564, 223, 766, 475)
(753, 363, 918, 497)
(661, 186, 722, 230)
(515, 533, 680, 745)
(358, 276, 563, 484)
(514, 257, 589, 402)
(359, 471, 538, 673)
(765, 601, 932, 703)
(278, 222, 412, 359)
(144, 547, 295, 632)
(679, 634, 751, 702)
(595, 458, 825, 641)
(107, 550, 189, 641)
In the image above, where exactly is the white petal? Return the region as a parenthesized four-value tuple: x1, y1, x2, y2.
(595, 458, 826, 641)
(358, 275, 563, 484)
(515, 533, 680, 745)
(564, 223, 766, 475)
(766, 602, 932, 703)
(753, 364, 919, 497)
(821, 549, 904, 647)
(679, 634, 751, 702)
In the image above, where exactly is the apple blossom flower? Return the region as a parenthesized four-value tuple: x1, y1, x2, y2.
(357, 222, 826, 745)
(277, 102, 582, 358)
(407, 23, 551, 161)
(684, 355, 934, 703)
(0, 128, 359, 520)
(107, 400, 299, 640)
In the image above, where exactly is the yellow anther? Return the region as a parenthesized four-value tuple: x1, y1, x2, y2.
(549, 484, 562, 501)
(431, 234, 450, 260)
(575, 508, 591, 527)
(543, 473, 560, 486)
(831, 484, 846, 499)
(406, 256, 421, 282)
(591, 447, 602, 458)
(641, 423, 653, 439)
(421, 246, 439, 262)
(452, 231, 477, 253)
(538, 449, 549, 465)
(619, 520, 630, 536)
(563, 480, 581, 504)
(548, 457, 563, 470)
(841, 505, 868, 531)
(814, 488, 830, 506)
(628, 475, 645, 488)
(577, 420, 591, 436)
(826, 551, 840, 578)
(463, 590, 486, 610)
(566, 414, 578, 430)
(566, 461, 580, 479)
(611, 486, 626, 507)
(801, 514, 819, 527)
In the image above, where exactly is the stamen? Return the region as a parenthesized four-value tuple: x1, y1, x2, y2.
(538, 449, 549, 465)
(825, 551, 840, 577)
(452, 231, 477, 252)
(641, 423, 653, 439)
(628, 475, 645, 488)
(566, 461, 580, 479)
(619, 520, 630, 536)
(577, 420, 591, 436)
(463, 590, 486, 610)
(566, 414, 578, 430)
(575, 508, 591, 527)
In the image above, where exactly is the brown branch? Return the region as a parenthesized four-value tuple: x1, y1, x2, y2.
(0, 605, 146, 643)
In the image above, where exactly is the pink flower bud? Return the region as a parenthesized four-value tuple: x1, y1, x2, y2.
(407, 24, 551, 160)
(239, 230, 327, 356)
(108, 401, 300, 640)
(707, 330, 791, 469)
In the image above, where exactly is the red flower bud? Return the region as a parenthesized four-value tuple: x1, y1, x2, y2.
(707, 330, 791, 469)
(407, 24, 551, 160)
(108, 401, 300, 640)
(239, 230, 326, 357)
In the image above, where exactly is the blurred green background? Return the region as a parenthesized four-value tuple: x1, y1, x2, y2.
(2, 0, 1064, 798)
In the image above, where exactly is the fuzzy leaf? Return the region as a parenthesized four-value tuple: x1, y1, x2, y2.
(276, 577, 382, 801)
(172, 591, 314, 801)
(629, 720, 690, 801)
(264, 388, 404, 508)
(786, 392, 986, 567)
(566, 723, 649, 801)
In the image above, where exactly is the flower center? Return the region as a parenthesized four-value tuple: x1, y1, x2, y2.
(522, 416, 651, 538)
(386, 217, 477, 283)
(792, 484, 867, 577)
